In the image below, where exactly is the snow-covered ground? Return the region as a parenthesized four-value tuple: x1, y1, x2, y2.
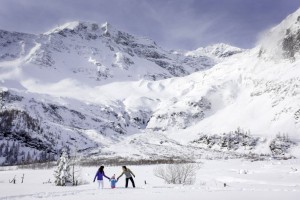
(1, 159, 300, 200)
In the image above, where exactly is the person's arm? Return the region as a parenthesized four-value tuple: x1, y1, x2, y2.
(93, 172, 98, 182)
(103, 172, 110, 180)
(129, 169, 135, 177)
(117, 172, 124, 180)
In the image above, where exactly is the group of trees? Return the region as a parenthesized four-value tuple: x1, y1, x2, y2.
(192, 128, 259, 150)
(0, 141, 80, 186)
(269, 133, 296, 155)
(0, 141, 55, 165)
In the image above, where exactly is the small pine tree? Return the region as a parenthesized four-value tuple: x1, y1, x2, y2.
(8, 143, 15, 164)
(39, 151, 46, 162)
(0, 143, 4, 157)
(54, 151, 71, 186)
(13, 142, 20, 164)
(26, 152, 32, 163)
(4, 141, 9, 157)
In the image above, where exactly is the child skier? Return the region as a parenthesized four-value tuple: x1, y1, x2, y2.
(110, 174, 117, 189)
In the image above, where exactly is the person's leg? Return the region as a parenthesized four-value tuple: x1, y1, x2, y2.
(100, 180, 104, 189)
(97, 180, 101, 189)
(98, 180, 104, 189)
(125, 178, 129, 188)
(129, 177, 135, 188)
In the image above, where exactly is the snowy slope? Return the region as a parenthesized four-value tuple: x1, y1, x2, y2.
(1, 9, 300, 165)
(1, 159, 300, 200)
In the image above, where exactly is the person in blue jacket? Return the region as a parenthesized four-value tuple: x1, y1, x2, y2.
(110, 174, 118, 189)
(93, 166, 110, 189)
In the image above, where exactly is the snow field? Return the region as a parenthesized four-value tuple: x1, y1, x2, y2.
(1, 159, 300, 200)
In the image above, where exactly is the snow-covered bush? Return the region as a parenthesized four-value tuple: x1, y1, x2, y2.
(154, 163, 199, 185)
(192, 128, 259, 151)
(269, 134, 296, 155)
(54, 151, 71, 186)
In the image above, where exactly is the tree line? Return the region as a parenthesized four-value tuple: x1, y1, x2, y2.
(0, 141, 56, 166)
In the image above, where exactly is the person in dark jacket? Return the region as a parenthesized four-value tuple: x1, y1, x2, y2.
(117, 166, 135, 188)
(93, 166, 110, 189)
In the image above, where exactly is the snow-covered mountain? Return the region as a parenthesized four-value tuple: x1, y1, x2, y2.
(258, 8, 300, 61)
(185, 43, 244, 60)
(1, 8, 300, 165)
(0, 21, 219, 85)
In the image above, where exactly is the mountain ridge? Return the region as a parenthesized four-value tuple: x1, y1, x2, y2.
(1, 20, 235, 87)
(1, 11, 300, 165)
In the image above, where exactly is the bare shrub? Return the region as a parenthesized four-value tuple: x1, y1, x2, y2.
(153, 163, 199, 185)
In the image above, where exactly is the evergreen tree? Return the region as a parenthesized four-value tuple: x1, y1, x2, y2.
(13, 142, 20, 164)
(0, 143, 4, 157)
(20, 150, 25, 156)
(12, 141, 15, 151)
(39, 151, 46, 162)
(54, 150, 71, 186)
(26, 151, 32, 163)
(5, 154, 10, 164)
(49, 153, 56, 161)
(4, 142, 16, 165)
(4, 141, 9, 157)
(20, 155, 25, 164)
(8, 143, 14, 163)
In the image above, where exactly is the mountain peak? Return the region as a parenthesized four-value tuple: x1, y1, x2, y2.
(258, 8, 300, 60)
(44, 21, 118, 36)
(101, 21, 111, 31)
(46, 21, 89, 33)
(100, 21, 118, 37)
(185, 43, 244, 58)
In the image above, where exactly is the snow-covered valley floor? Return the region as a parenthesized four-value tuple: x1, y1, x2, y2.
(1, 159, 300, 200)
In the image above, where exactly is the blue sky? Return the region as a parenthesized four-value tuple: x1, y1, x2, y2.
(0, 0, 299, 50)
